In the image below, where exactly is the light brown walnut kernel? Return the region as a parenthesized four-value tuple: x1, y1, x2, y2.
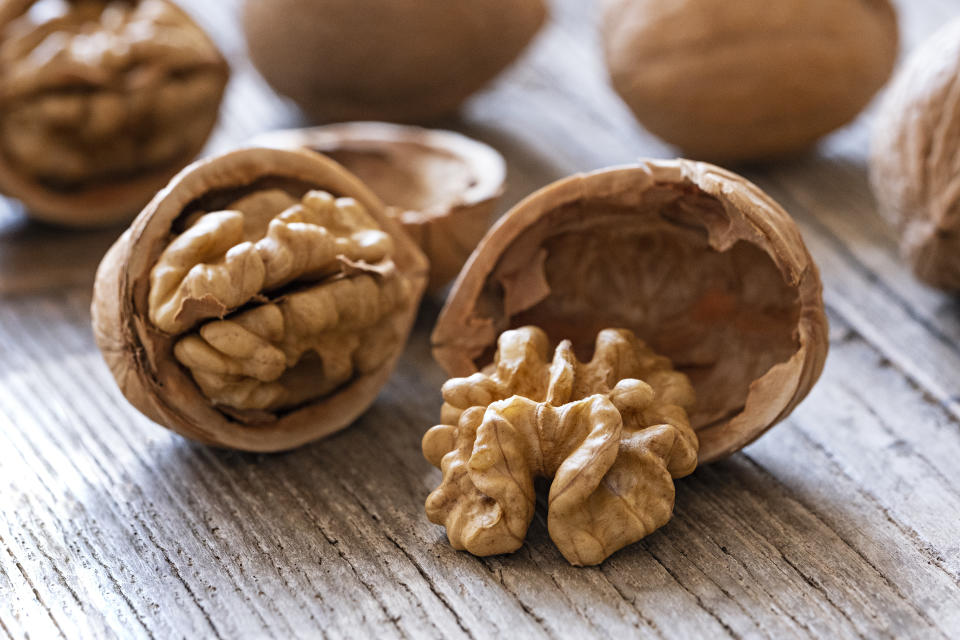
(148, 189, 394, 335)
(0, 0, 228, 226)
(174, 271, 409, 412)
(423, 326, 698, 566)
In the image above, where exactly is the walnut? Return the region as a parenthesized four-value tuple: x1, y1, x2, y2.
(423, 326, 698, 566)
(92, 148, 429, 451)
(0, 0, 228, 226)
(252, 122, 507, 292)
(601, 0, 899, 161)
(242, 0, 546, 122)
(870, 18, 960, 290)
(433, 160, 828, 463)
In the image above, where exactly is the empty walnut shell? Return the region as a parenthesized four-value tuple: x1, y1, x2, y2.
(252, 122, 506, 292)
(92, 148, 429, 451)
(0, 0, 229, 226)
(601, 0, 899, 161)
(433, 160, 828, 463)
(242, 0, 547, 122)
(870, 18, 960, 290)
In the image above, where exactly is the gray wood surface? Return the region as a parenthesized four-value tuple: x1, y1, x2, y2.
(2, 0, 960, 638)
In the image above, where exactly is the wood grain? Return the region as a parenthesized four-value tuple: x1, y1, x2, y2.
(2, 0, 960, 638)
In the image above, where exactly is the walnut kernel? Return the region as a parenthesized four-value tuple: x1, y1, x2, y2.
(424, 326, 698, 566)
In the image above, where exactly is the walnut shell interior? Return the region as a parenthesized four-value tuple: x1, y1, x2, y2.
(252, 123, 506, 292)
(433, 160, 828, 462)
(92, 148, 429, 451)
(0, 0, 229, 226)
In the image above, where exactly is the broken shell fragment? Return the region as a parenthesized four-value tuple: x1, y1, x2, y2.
(252, 123, 507, 292)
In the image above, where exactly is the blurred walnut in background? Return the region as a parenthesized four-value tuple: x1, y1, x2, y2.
(242, 0, 546, 123)
(601, 0, 899, 161)
(871, 18, 960, 290)
(0, 0, 228, 226)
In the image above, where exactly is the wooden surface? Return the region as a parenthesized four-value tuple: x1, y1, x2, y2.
(2, 1, 960, 638)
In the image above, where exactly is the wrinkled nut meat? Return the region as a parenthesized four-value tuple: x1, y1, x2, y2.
(242, 0, 546, 122)
(870, 18, 960, 290)
(0, 0, 228, 226)
(252, 122, 507, 293)
(433, 160, 828, 464)
(92, 148, 429, 451)
(601, 0, 899, 161)
(423, 326, 698, 566)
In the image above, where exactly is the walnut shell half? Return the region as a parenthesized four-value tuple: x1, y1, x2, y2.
(601, 0, 899, 161)
(252, 123, 506, 292)
(0, 0, 229, 226)
(870, 18, 960, 290)
(92, 148, 429, 451)
(433, 160, 828, 463)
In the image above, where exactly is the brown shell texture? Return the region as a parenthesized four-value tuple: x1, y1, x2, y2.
(0, 0, 229, 226)
(433, 160, 828, 463)
(423, 326, 699, 566)
(601, 0, 899, 161)
(252, 122, 506, 292)
(91, 147, 429, 452)
(242, 0, 546, 122)
(870, 18, 960, 290)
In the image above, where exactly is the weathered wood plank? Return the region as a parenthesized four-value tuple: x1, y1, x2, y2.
(3, 0, 960, 638)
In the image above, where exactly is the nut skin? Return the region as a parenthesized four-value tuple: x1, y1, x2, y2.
(433, 160, 828, 463)
(242, 0, 546, 123)
(0, 0, 229, 227)
(424, 326, 698, 566)
(91, 148, 429, 452)
(601, 0, 899, 161)
(251, 123, 507, 293)
(870, 18, 960, 290)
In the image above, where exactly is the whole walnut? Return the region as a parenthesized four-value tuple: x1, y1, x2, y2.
(870, 18, 960, 290)
(242, 0, 546, 123)
(92, 148, 428, 451)
(0, 0, 229, 226)
(601, 0, 899, 161)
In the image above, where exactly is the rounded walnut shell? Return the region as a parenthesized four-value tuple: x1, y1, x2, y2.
(242, 0, 546, 123)
(251, 122, 506, 292)
(601, 0, 899, 161)
(92, 148, 429, 451)
(870, 18, 960, 290)
(0, 0, 229, 227)
(433, 160, 828, 463)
